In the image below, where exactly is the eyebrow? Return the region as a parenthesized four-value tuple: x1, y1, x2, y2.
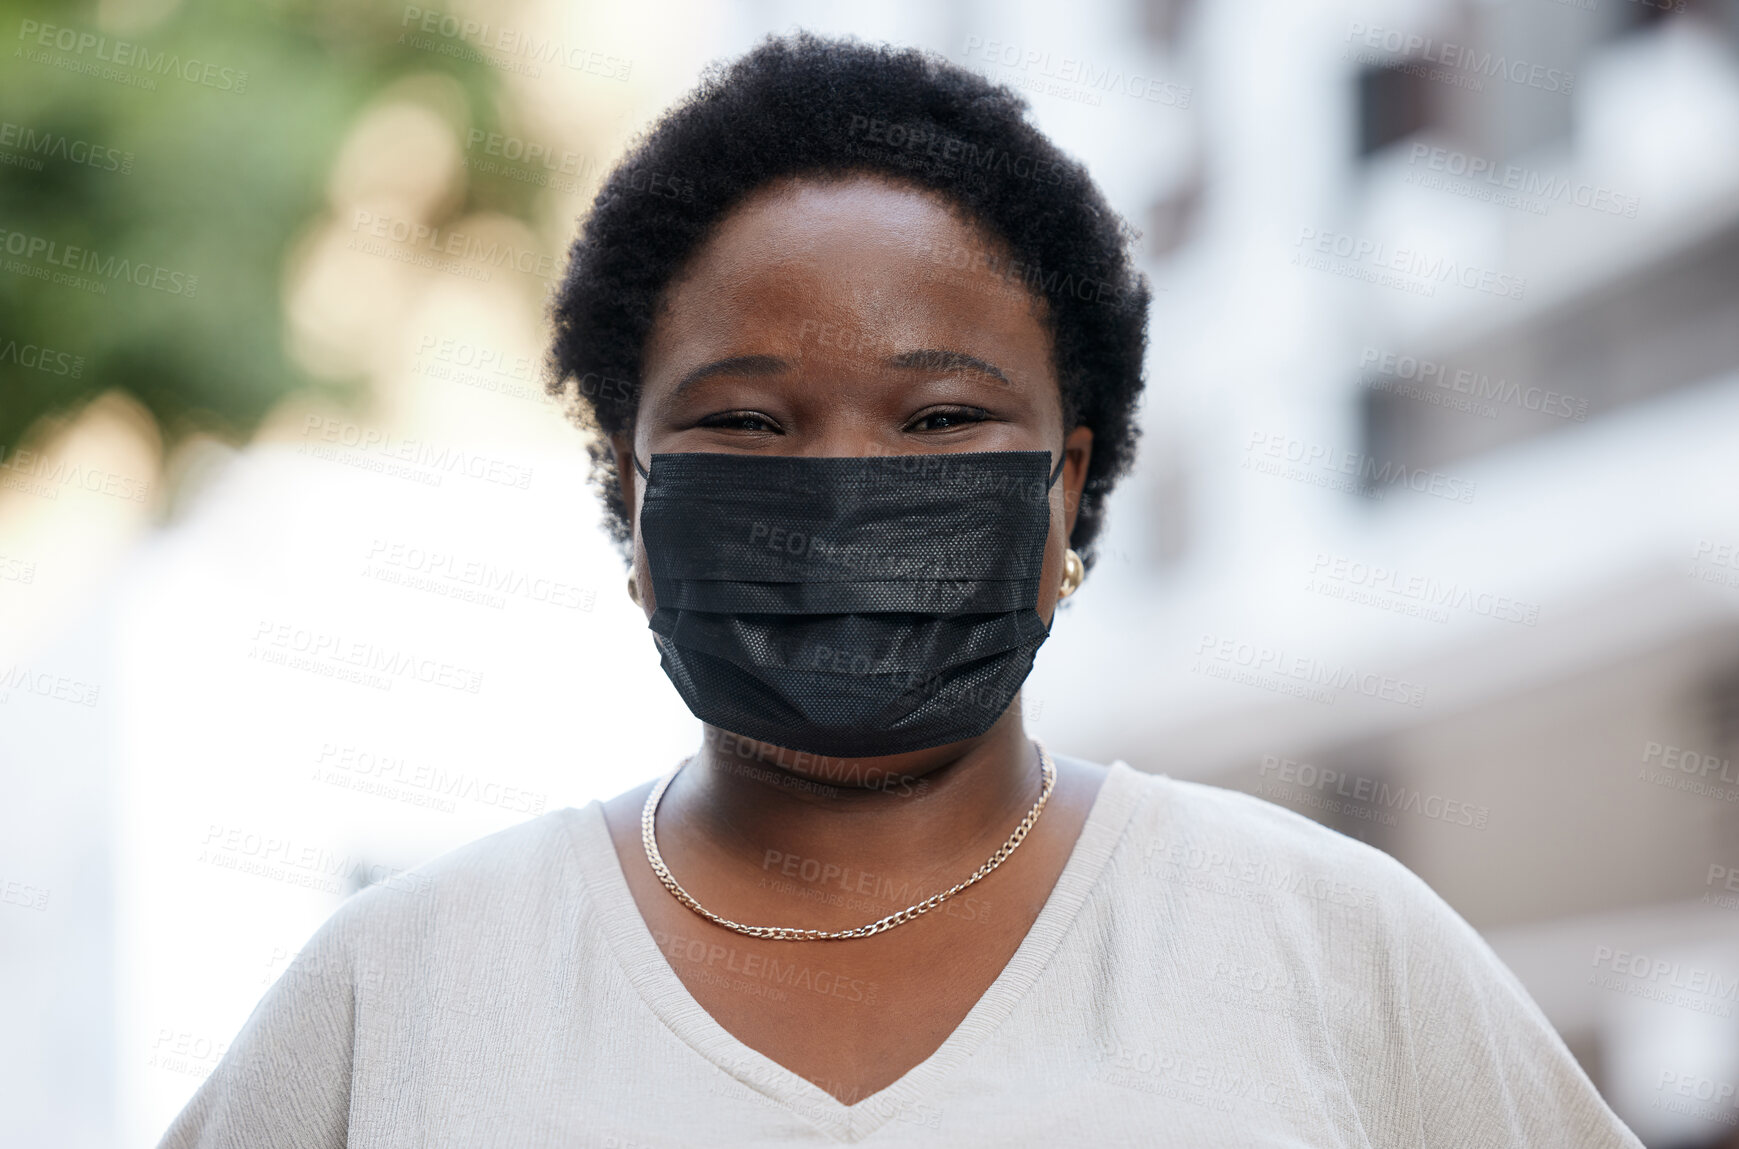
(668, 354, 790, 403)
(885, 349, 1010, 385)
(665, 347, 1010, 404)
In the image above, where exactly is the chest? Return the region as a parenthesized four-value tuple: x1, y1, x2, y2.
(637, 880, 1043, 1103)
(361, 899, 1372, 1149)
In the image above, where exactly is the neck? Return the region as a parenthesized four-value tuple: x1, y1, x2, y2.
(657, 703, 1045, 891)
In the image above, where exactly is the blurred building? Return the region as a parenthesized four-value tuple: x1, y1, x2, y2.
(1018, 0, 1739, 1144)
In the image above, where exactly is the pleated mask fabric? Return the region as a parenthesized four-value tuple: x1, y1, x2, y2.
(635, 450, 1063, 757)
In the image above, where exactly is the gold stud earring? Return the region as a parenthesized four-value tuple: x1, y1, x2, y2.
(1058, 548, 1085, 599)
(627, 569, 642, 605)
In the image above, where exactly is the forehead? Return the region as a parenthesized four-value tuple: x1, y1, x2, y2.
(645, 174, 1052, 364)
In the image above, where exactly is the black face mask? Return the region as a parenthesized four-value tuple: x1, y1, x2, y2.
(634, 449, 1064, 758)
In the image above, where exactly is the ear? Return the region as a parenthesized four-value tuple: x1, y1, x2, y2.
(1060, 425, 1094, 539)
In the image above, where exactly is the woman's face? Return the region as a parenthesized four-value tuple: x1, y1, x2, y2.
(615, 173, 1093, 628)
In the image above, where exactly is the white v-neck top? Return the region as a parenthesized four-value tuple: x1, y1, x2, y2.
(158, 757, 1643, 1147)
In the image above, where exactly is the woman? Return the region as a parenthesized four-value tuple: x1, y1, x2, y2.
(163, 33, 1643, 1147)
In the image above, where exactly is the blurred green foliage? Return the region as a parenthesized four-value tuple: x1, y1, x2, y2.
(0, 0, 539, 474)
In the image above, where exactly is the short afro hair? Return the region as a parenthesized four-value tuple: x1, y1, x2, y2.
(546, 31, 1150, 573)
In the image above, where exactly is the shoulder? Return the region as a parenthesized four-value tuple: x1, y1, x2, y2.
(1098, 762, 1444, 924)
(156, 810, 606, 1146)
(1065, 761, 1645, 1145)
(310, 806, 596, 963)
(1097, 764, 1526, 1017)
(404, 804, 589, 895)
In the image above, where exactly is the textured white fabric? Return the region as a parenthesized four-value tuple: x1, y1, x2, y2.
(158, 757, 1644, 1147)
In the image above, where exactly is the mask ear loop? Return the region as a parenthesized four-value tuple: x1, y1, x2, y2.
(628, 453, 652, 608)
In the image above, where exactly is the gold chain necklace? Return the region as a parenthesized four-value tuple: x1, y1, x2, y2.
(640, 740, 1057, 941)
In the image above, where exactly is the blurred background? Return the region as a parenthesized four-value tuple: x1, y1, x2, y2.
(3, 0, 1738, 1143)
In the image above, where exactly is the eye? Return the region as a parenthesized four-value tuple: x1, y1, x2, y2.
(906, 406, 990, 432)
(697, 410, 781, 433)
